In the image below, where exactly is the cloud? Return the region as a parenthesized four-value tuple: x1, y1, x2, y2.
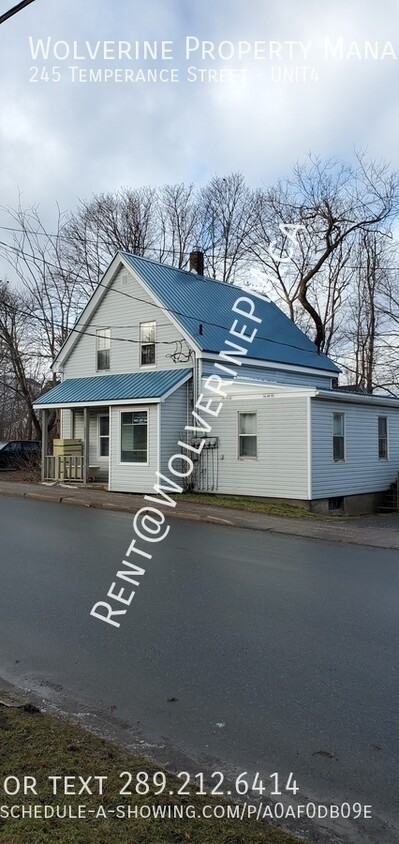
(0, 0, 398, 226)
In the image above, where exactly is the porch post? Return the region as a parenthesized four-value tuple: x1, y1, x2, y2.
(83, 407, 89, 484)
(41, 409, 48, 482)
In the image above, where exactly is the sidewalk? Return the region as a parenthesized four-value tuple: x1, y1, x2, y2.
(1, 478, 399, 550)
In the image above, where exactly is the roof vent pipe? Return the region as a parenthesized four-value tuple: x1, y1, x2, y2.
(189, 249, 204, 276)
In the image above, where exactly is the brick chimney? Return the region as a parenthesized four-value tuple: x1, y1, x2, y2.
(189, 249, 204, 276)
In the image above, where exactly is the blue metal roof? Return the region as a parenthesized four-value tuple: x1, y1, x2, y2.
(34, 369, 190, 406)
(122, 252, 339, 374)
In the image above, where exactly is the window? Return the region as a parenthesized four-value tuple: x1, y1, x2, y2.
(140, 321, 156, 366)
(329, 496, 344, 512)
(333, 413, 345, 462)
(98, 415, 110, 458)
(238, 412, 257, 458)
(96, 329, 110, 371)
(378, 416, 388, 460)
(121, 411, 148, 463)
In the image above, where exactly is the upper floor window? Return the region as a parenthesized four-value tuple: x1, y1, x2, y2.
(333, 412, 345, 462)
(378, 416, 388, 460)
(96, 328, 110, 371)
(140, 321, 156, 366)
(238, 412, 257, 459)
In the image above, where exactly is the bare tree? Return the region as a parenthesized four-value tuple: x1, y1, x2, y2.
(251, 154, 399, 351)
(62, 187, 159, 288)
(0, 281, 43, 438)
(198, 172, 256, 282)
(157, 183, 199, 268)
(0, 202, 85, 362)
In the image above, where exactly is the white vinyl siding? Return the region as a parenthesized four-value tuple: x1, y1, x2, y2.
(62, 267, 194, 378)
(201, 361, 334, 390)
(312, 399, 399, 498)
(109, 404, 158, 493)
(160, 382, 190, 478)
(207, 395, 309, 499)
(60, 409, 72, 439)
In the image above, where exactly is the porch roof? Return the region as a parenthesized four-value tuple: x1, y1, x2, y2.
(34, 369, 191, 409)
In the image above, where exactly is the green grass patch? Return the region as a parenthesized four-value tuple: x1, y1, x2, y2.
(0, 704, 302, 844)
(180, 493, 332, 520)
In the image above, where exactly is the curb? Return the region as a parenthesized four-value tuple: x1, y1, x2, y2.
(0, 484, 398, 551)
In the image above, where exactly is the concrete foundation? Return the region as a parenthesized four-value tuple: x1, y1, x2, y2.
(310, 491, 385, 516)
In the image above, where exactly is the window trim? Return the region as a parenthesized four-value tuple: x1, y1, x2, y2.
(118, 407, 149, 466)
(96, 328, 111, 372)
(97, 414, 110, 460)
(332, 412, 345, 463)
(378, 415, 389, 461)
(139, 321, 156, 368)
(237, 410, 258, 460)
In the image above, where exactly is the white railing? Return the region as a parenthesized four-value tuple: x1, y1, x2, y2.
(44, 455, 84, 482)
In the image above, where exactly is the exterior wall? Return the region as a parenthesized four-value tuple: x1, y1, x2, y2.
(202, 360, 333, 390)
(63, 266, 194, 378)
(311, 399, 399, 498)
(73, 409, 109, 482)
(109, 403, 158, 493)
(311, 491, 385, 516)
(160, 382, 189, 478)
(204, 395, 309, 499)
(60, 409, 72, 438)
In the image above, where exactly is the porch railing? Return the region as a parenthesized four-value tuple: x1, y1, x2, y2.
(44, 455, 84, 482)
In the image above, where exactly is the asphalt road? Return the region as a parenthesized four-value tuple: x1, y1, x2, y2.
(0, 495, 398, 843)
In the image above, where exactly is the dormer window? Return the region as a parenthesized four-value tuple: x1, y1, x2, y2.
(140, 321, 156, 366)
(96, 328, 110, 371)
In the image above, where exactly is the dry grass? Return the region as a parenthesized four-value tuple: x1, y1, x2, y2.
(180, 493, 334, 520)
(0, 705, 302, 844)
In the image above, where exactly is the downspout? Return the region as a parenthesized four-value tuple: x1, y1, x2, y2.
(307, 396, 312, 503)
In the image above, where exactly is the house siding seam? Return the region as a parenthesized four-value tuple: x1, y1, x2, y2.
(204, 395, 309, 499)
(311, 399, 399, 497)
(60, 409, 72, 439)
(201, 361, 332, 390)
(62, 267, 194, 378)
(160, 382, 189, 479)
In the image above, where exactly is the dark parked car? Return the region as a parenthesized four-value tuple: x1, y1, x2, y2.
(0, 440, 41, 470)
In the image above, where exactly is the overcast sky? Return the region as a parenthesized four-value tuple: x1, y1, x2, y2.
(0, 0, 398, 228)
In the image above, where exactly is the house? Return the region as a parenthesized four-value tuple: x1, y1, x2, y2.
(33, 250, 399, 514)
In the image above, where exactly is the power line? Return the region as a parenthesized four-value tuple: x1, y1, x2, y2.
(0, 298, 185, 349)
(0, 240, 330, 358)
(2, 221, 399, 270)
(0, 223, 202, 259)
(0, 0, 36, 25)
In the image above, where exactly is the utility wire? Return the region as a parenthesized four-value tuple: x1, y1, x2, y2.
(0, 240, 331, 358)
(2, 222, 399, 270)
(0, 0, 36, 25)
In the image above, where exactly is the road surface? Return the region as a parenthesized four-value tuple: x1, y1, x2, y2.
(0, 495, 398, 843)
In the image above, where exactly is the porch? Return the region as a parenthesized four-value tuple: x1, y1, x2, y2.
(43, 455, 102, 484)
(40, 407, 108, 485)
(34, 370, 192, 494)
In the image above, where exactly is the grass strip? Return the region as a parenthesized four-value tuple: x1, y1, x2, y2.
(0, 705, 303, 844)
